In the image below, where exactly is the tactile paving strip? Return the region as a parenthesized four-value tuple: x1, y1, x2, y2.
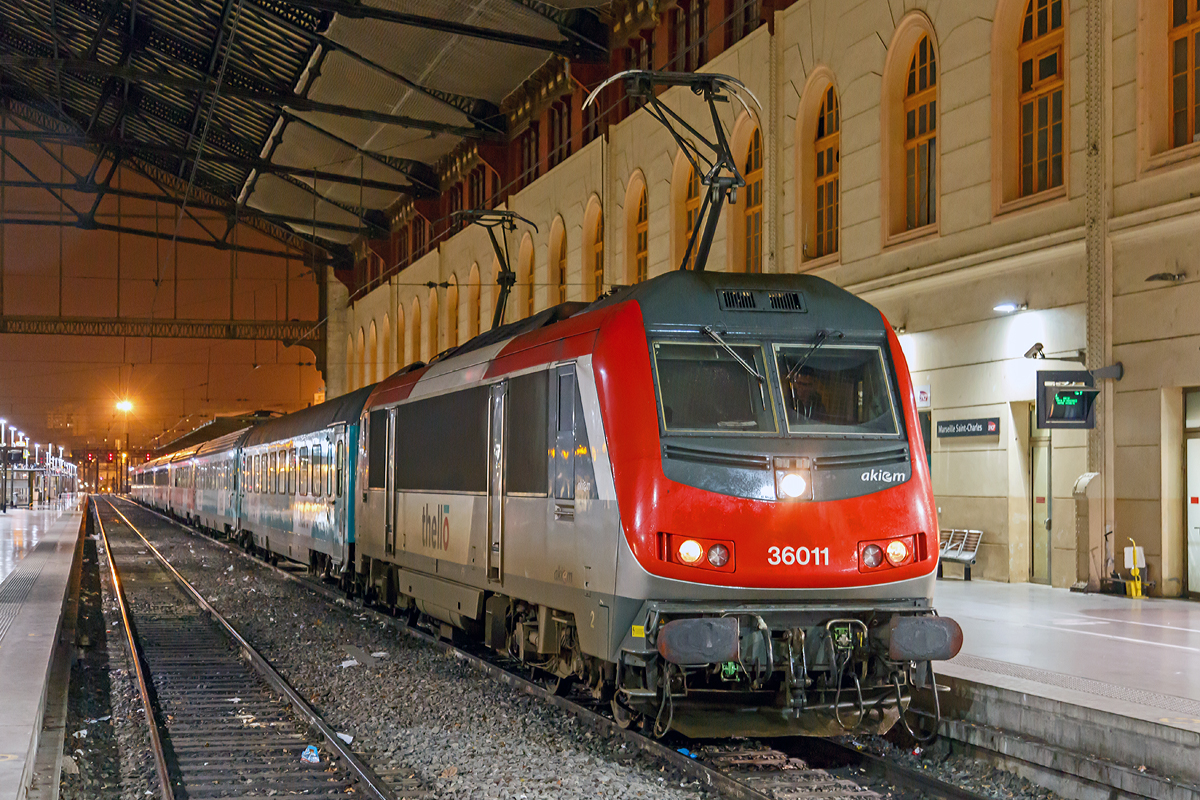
(0, 542, 48, 645)
(953, 653, 1200, 716)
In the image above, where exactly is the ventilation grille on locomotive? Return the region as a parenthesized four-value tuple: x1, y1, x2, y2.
(768, 291, 804, 311)
(721, 290, 756, 310)
(717, 289, 807, 313)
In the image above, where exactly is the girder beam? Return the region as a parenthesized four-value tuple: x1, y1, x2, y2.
(282, 0, 596, 60)
(0, 57, 494, 138)
(0, 314, 324, 346)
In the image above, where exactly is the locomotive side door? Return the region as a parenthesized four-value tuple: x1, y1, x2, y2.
(487, 381, 508, 583)
(385, 408, 397, 556)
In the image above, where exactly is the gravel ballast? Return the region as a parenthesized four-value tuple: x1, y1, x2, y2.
(107, 501, 718, 800)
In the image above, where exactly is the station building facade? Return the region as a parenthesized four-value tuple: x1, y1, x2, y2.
(324, 0, 1200, 597)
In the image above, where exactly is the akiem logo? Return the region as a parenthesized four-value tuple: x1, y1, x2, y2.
(421, 504, 451, 552)
(861, 469, 907, 483)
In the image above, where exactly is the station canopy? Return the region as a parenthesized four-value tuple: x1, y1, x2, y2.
(0, 0, 607, 261)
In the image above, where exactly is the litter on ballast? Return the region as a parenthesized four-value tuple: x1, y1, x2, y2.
(336, 732, 353, 744)
(301, 745, 320, 764)
(340, 659, 359, 669)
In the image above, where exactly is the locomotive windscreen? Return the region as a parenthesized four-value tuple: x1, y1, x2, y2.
(652, 342, 776, 433)
(774, 344, 900, 436)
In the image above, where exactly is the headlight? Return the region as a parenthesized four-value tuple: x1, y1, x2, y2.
(885, 539, 909, 565)
(774, 456, 812, 501)
(862, 544, 884, 569)
(707, 543, 730, 567)
(678, 539, 704, 564)
(779, 472, 807, 498)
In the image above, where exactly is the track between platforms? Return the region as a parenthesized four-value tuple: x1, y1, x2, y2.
(93, 498, 402, 800)
(108, 497, 994, 800)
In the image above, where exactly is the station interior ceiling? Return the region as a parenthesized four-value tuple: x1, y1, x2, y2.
(0, 0, 604, 455)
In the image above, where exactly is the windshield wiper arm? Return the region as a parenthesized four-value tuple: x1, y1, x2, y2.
(703, 326, 767, 407)
(787, 329, 844, 381)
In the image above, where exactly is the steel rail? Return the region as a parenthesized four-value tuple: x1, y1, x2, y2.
(92, 500, 175, 800)
(99, 498, 397, 800)
(112, 497, 994, 800)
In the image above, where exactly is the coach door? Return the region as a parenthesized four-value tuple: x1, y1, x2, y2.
(385, 409, 397, 556)
(487, 381, 507, 583)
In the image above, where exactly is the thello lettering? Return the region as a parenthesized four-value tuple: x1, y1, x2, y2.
(421, 503, 451, 551)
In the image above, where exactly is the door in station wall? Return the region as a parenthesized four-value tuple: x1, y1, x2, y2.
(1186, 388, 1200, 597)
(1187, 438, 1200, 597)
(1030, 408, 1052, 585)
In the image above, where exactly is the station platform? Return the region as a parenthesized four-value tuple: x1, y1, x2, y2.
(932, 579, 1200, 798)
(0, 498, 84, 800)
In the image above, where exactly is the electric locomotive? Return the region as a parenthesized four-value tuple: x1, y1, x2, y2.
(350, 269, 961, 738)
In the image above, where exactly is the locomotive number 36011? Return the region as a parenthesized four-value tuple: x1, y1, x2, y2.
(767, 546, 830, 566)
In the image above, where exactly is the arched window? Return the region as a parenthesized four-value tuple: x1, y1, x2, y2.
(468, 264, 481, 338)
(743, 128, 763, 273)
(381, 313, 391, 376)
(345, 334, 354, 390)
(554, 236, 568, 304)
(684, 165, 701, 266)
(368, 321, 378, 383)
(447, 277, 459, 348)
(905, 35, 937, 229)
(427, 289, 439, 360)
(814, 88, 839, 258)
(519, 236, 535, 318)
(356, 328, 366, 389)
(592, 209, 604, 299)
(1171, 2, 1200, 147)
(1018, 0, 1063, 197)
(410, 298, 421, 364)
(634, 187, 649, 282)
(395, 306, 405, 369)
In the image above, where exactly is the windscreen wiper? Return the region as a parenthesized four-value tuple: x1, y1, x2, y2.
(787, 330, 844, 381)
(703, 326, 767, 408)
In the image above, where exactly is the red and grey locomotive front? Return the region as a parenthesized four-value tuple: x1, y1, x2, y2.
(594, 271, 961, 737)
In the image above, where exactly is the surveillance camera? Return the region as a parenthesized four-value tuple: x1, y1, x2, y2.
(1024, 342, 1045, 359)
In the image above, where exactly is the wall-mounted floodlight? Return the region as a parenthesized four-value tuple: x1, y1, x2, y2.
(993, 302, 1028, 313)
(1024, 343, 1045, 359)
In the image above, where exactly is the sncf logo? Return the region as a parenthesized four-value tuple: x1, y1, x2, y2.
(861, 469, 907, 483)
(421, 503, 451, 551)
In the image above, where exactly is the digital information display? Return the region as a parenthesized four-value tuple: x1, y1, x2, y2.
(1037, 370, 1097, 429)
(1048, 388, 1098, 422)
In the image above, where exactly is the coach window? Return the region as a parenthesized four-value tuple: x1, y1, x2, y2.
(396, 387, 489, 492)
(252, 454, 259, 493)
(300, 447, 310, 495)
(368, 409, 387, 489)
(313, 445, 323, 498)
(507, 371, 549, 494)
(290, 449, 297, 495)
(336, 441, 345, 496)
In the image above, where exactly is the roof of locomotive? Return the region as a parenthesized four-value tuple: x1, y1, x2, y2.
(592, 270, 888, 334)
(242, 384, 377, 448)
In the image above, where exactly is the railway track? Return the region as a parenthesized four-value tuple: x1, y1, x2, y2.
(106, 497, 991, 800)
(92, 498, 415, 800)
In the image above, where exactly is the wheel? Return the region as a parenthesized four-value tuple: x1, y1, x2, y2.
(611, 696, 636, 729)
(550, 674, 575, 697)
